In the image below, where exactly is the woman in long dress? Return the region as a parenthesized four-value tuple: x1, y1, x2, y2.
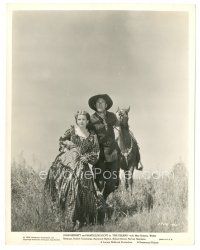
(44, 110, 100, 230)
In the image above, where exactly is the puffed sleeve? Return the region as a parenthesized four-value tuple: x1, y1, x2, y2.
(59, 126, 74, 152)
(85, 134, 100, 165)
(59, 126, 72, 142)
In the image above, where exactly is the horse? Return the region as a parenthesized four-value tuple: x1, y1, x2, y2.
(115, 106, 143, 193)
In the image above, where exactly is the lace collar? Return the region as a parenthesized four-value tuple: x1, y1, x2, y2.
(74, 126, 90, 139)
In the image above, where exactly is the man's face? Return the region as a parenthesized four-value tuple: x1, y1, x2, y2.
(95, 98, 107, 112)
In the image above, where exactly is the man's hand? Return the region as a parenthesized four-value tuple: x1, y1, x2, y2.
(80, 156, 88, 164)
(96, 190, 103, 197)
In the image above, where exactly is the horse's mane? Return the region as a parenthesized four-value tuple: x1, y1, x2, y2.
(120, 123, 129, 129)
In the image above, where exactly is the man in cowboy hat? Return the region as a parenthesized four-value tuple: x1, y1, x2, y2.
(88, 94, 120, 204)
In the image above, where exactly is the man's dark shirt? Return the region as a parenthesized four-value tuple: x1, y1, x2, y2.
(90, 111, 118, 162)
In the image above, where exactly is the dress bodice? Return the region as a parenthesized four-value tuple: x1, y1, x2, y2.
(60, 125, 99, 161)
(70, 126, 97, 155)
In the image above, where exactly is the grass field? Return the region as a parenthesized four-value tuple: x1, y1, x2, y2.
(11, 159, 188, 232)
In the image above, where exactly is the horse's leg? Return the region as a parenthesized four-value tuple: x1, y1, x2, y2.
(129, 166, 135, 195)
(124, 170, 129, 190)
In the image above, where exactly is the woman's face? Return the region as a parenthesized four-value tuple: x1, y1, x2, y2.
(76, 114, 88, 128)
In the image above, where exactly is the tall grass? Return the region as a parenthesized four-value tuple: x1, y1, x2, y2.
(11, 159, 188, 232)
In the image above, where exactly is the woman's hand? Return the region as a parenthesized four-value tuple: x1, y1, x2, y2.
(59, 142, 65, 152)
(60, 140, 76, 150)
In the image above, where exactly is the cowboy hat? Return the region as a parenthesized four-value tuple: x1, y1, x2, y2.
(88, 94, 113, 111)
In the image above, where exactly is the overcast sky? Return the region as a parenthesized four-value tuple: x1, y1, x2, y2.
(12, 11, 189, 172)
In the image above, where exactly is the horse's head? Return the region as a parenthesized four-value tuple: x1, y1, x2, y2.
(116, 106, 130, 126)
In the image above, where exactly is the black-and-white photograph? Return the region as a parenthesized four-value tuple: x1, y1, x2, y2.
(8, 5, 194, 239)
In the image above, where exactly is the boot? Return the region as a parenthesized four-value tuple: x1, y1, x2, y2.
(136, 161, 143, 171)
